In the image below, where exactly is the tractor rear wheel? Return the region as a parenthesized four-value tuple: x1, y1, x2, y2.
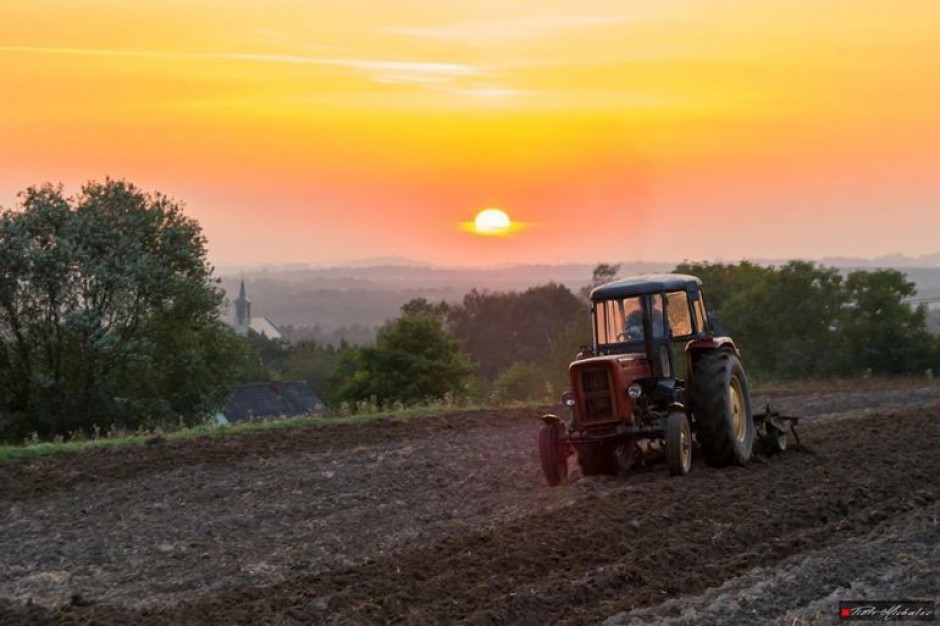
(576, 442, 618, 476)
(665, 412, 693, 476)
(691, 351, 755, 467)
(537, 422, 569, 487)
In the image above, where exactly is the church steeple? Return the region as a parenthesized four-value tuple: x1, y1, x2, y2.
(234, 276, 251, 333)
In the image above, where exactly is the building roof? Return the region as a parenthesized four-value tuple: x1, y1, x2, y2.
(222, 381, 326, 422)
(249, 316, 282, 339)
(591, 273, 701, 300)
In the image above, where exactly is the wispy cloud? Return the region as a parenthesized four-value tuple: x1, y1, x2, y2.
(384, 14, 630, 44)
(0, 45, 483, 83)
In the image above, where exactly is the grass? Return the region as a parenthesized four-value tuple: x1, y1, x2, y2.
(0, 400, 547, 462)
(3, 374, 936, 462)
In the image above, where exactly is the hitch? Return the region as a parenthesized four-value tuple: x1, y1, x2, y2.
(754, 403, 801, 447)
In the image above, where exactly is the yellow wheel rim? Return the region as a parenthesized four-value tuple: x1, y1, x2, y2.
(730, 376, 746, 442)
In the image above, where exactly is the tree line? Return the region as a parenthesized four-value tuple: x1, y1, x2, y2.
(2, 180, 937, 442)
(246, 282, 591, 409)
(677, 260, 940, 380)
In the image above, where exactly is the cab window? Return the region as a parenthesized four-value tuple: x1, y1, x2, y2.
(666, 291, 694, 338)
(692, 294, 708, 334)
(594, 296, 642, 344)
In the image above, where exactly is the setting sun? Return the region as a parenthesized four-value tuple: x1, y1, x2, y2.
(0, 0, 937, 266)
(474, 208, 511, 235)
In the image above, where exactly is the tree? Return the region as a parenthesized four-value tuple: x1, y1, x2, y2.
(0, 180, 240, 441)
(337, 301, 476, 407)
(283, 338, 357, 405)
(672, 260, 940, 380)
(720, 261, 846, 379)
(841, 269, 939, 374)
(580, 263, 620, 298)
(447, 283, 587, 380)
(233, 330, 292, 383)
(674, 260, 771, 313)
(491, 362, 550, 403)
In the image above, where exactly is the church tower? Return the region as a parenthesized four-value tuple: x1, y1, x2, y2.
(234, 277, 251, 334)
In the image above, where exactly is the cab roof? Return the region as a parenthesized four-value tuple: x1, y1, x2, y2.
(590, 273, 701, 301)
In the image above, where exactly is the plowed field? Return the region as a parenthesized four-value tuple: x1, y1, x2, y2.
(1, 383, 938, 625)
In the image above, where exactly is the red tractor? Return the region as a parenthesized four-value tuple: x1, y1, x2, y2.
(538, 274, 796, 486)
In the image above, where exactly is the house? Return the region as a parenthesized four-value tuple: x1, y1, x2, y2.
(219, 381, 327, 424)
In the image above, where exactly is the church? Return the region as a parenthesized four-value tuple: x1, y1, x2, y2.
(232, 278, 283, 340)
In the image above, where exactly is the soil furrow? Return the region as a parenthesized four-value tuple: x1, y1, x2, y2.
(4, 404, 934, 625)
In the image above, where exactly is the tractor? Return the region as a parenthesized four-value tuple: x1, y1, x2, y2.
(538, 273, 797, 487)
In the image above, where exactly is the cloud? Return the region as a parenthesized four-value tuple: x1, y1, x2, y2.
(0, 46, 483, 84)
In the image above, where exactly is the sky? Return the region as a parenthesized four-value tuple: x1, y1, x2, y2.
(1, 0, 938, 268)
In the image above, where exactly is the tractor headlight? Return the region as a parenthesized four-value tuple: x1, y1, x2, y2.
(561, 391, 576, 407)
(627, 383, 643, 399)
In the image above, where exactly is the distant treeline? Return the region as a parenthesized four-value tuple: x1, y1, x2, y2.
(222, 262, 940, 338)
(238, 282, 591, 408)
(240, 259, 940, 410)
(677, 260, 940, 380)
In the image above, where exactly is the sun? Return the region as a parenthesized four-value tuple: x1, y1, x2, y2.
(473, 208, 512, 235)
(459, 207, 525, 237)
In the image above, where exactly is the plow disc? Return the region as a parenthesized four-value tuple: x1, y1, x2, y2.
(754, 403, 800, 454)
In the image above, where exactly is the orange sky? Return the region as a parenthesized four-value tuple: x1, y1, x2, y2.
(1, 1, 938, 267)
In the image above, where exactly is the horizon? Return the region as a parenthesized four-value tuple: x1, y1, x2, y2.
(2, 1, 938, 267)
(214, 252, 940, 275)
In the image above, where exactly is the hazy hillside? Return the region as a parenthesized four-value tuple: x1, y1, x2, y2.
(221, 258, 940, 342)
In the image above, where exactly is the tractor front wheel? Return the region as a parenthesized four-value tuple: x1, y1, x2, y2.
(691, 351, 755, 467)
(665, 412, 693, 476)
(538, 422, 569, 487)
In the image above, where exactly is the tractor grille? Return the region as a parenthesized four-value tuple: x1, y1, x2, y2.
(579, 368, 614, 422)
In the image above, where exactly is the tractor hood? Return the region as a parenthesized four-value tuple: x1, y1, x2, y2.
(568, 353, 652, 427)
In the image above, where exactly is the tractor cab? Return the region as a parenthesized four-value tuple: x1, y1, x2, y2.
(590, 273, 710, 383)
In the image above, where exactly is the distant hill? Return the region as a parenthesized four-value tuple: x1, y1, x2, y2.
(337, 256, 433, 268)
(221, 258, 940, 343)
(220, 262, 669, 340)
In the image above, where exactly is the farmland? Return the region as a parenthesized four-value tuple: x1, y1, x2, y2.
(1, 381, 938, 625)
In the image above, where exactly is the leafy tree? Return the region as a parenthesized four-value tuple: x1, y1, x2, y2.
(283, 339, 357, 405)
(580, 263, 620, 298)
(0, 180, 239, 441)
(400, 297, 449, 320)
(535, 315, 594, 395)
(491, 362, 550, 403)
(675, 260, 939, 380)
(721, 261, 846, 379)
(674, 260, 771, 314)
(447, 283, 587, 380)
(232, 330, 292, 383)
(841, 269, 939, 374)
(337, 302, 476, 407)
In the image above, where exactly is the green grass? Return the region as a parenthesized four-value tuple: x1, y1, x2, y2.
(5, 374, 935, 462)
(0, 401, 547, 462)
